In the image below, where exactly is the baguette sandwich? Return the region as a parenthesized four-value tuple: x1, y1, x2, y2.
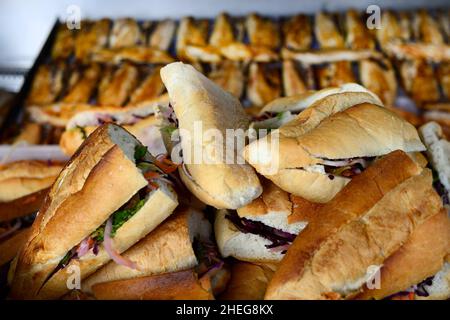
(9, 123, 178, 299)
(356, 208, 450, 300)
(158, 62, 262, 209)
(244, 85, 426, 203)
(219, 261, 275, 300)
(59, 103, 166, 156)
(419, 121, 450, 206)
(215, 179, 320, 262)
(81, 207, 228, 299)
(0, 160, 64, 267)
(265, 151, 443, 299)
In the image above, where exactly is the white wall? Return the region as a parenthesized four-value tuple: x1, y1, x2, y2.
(0, 0, 448, 69)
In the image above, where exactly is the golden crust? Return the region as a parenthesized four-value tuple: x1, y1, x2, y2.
(81, 208, 203, 294)
(0, 228, 31, 267)
(92, 270, 213, 300)
(266, 151, 442, 299)
(9, 125, 148, 299)
(356, 209, 450, 300)
(161, 62, 262, 209)
(219, 261, 274, 300)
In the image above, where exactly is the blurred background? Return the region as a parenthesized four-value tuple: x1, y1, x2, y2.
(0, 0, 448, 87)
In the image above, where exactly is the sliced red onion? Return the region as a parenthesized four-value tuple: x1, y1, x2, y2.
(0, 220, 22, 241)
(269, 244, 290, 253)
(103, 218, 139, 270)
(76, 237, 92, 258)
(181, 163, 193, 180)
(320, 158, 368, 168)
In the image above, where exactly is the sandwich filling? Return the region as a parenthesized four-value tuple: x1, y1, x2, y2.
(51, 144, 177, 277)
(193, 237, 223, 276)
(225, 210, 296, 253)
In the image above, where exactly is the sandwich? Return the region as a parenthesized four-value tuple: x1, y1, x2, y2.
(0, 160, 64, 267)
(59, 102, 166, 156)
(215, 179, 320, 263)
(109, 18, 145, 49)
(419, 121, 450, 206)
(282, 14, 312, 51)
(158, 62, 262, 209)
(246, 62, 281, 107)
(81, 207, 228, 299)
(245, 84, 425, 203)
(356, 208, 450, 300)
(26, 64, 65, 107)
(265, 150, 443, 299)
(148, 19, 176, 52)
(51, 24, 75, 60)
(9, 123, 178, 299)
(281, 60, 309, 97)
(399, 60, 440, 105)
(60, 64, 101, 104)
(219, 261, 275, 300)
(74, 19, 110, 62)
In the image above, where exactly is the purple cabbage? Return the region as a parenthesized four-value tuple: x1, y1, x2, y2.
(225, 211, 296, 250)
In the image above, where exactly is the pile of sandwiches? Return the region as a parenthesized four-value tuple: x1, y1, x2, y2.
(3, 9, 450, 148)
(0, 61, 448, 300)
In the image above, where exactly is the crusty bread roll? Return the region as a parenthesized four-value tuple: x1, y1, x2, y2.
(9, 124, 178, 299)
(0, 188, 48, 223)
(244, 86, 425, 203)
(91, 269, 214, 300)
(219, 261, 274, 300)
(265, 151, 443, 299)
(81, 207, 211, 294)
(259, 83, 382, 115)
(215, 179, 313, 262)
(0, 161, 63, 202)
(356, 209, 450, 300)
(160, 62, 262, 209)
(419, 121, 450, 203)
(0, 228, 31, 267)
(60, 116, 160, 156)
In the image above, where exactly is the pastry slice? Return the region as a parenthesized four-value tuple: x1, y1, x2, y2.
(62, 64, 101, 103)
(247, 62, 281, 106)
(148, 19, 176, 51)
(359, 59, 397, 107)
(246, 13, 280, 49)
(314, 12, 345, 49)
(128, 66, 165, 106)
(51, 24, 75, 59)
(97, 63, 139, 106)
(208, 61, 244, 98)
(282, 14, 312, 51)
(75, 19, 111, 61)
(413, 10, 444, 45)
(316, 61, 355, 89)
(110, 18, 145, 48)
(282, 60, 308, 96)
(345, 9, 375, 50)
(400, 60, 440, 105)
(26, 64, 65, 106)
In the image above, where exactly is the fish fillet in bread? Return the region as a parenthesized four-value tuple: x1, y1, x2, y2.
(9, 124, 178, 299)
